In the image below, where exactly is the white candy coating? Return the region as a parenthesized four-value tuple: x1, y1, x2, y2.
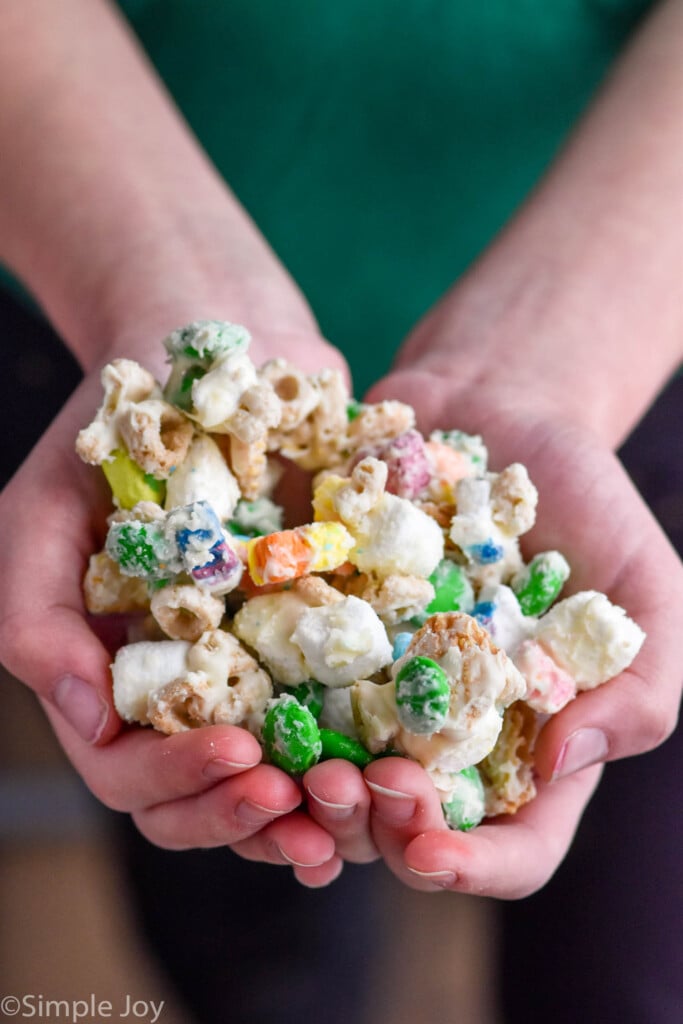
(291, 594, 393, 688)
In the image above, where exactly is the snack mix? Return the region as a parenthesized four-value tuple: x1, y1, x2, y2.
(77, 321, 645, 831)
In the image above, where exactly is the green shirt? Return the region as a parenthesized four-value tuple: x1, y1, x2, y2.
(8, 1, 657, 394)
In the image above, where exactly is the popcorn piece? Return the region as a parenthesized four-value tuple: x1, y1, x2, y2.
(448, 473, 528, 588)
(533, 590, 646, 689)
(233, 577, 343, 684)
(472, 584, 536, 653)
(350, 679, 400, 754)
(164, 434, 240, 522)
(315, 458, 444, 580)
(150, 582, 225, 642)
(76, 359, 159, 466)
(290, 594, 393, 688)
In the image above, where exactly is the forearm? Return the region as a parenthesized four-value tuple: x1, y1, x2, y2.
(0, 0, 317, 373)
(398, 0, 683, 448)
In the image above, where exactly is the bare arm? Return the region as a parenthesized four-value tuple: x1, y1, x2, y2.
(395, 0, 683, 448)
(0, 0, 334, 372)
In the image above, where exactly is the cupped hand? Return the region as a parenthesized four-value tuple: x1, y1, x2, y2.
(352, 364, 682, 897)
(0, 325, 350, 886)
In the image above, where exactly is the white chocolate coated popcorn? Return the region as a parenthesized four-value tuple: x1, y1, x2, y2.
(164, 434, 240, 521)
(291, 594, 393, 688)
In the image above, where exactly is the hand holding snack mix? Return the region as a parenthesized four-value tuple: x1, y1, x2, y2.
(64, 319, 678, 896)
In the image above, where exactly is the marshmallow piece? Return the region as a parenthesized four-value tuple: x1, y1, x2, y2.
(513, 639, 577, 713)
(112, 640, 192, 724)
(534, 590, 646, 689)
(291, 594, 393, 688)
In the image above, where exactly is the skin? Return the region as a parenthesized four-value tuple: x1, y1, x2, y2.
(0, 0, 681, 894)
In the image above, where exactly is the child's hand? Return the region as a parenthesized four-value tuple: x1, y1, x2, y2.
(341, 366, 682, 897)
(0, 339, 349, 885)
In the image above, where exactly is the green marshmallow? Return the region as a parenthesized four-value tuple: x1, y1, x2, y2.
(426, 559, 475, 615)
(512, 551, 570, 617)
(395, 655, 451, 735)
(441, 766, 486, 831)
(285, 680, 326, 719)
(319, 728, 375, 768)
(262, 696, 322, 775)
(163, 321, 251, 410)
(105, 520, 178, 581)
(101, 449, 166, 510)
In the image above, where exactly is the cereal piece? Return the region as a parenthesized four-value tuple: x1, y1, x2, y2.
(164, 434, 240, 522)
(76, 359, 159, 466)
(270, 368, 349, 470)
(438, 766, 486, 831)
(233, 577, 344, 685)
(150, 583, 225, 642)
(533, 590, 646, 689)
(167, 501, 243, 595)
(112, 639, 192, 724)
(262, 695, 322, 773)
(511, 551, 570, 617)
(117, 398, 193, 478)
(246, 522, 354, 586)
(148, 629, 273, 734)
(259, 359, 319, 431)
(390, 613, 527, 772)
(513, 638, 577, 713)
(337, 572, 435, 626)
(395, 655, 451, 735)
(478, 702, 540, 816)
(345, 400, 415, 453)
(83, 551, 150, 615)
(101, 449, 166, 509)
(227, 434, 270, 500)
(290, 594, 393, 688)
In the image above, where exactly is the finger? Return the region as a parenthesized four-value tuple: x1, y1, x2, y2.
(132, 764, 303, 849)
(403, 766, 602, 899)
(43, 707, 264, 812)
(303, 759, 379, 864)
(364, 757, 450, 890)
(230, 810, 337, 871)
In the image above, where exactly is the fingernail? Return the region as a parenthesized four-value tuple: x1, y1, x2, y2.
(235, 799, 287, 827)
(552, 728, 609, 781)
(276, 845, 329, 868)
(52, 674, 108, 743)
(407, 868, 457, 888)
(366, 781, 416, 823)
(203, 757, 259, 780)
(307, 791, 357, 821)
